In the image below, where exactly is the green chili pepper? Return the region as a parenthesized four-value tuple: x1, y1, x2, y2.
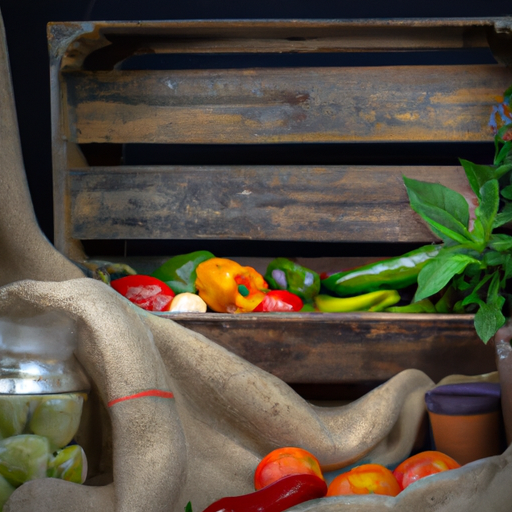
(321, 245, 440, 297)
(264, 258, 320, 302)
(314, 290, 401, 313)
(151, 250, 215, 294)
(385, 298, 436, 313)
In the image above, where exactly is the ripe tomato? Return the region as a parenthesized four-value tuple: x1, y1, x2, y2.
(111, 275, 175, 311)
(326, 464, 401, 497)
(254, 447, 324, 491)
(392, 451, 461, 490)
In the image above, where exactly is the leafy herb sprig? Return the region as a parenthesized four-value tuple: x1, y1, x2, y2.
(403, 85, 512, 343)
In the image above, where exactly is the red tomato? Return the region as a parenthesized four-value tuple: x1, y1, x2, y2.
(111, 275, 175, 311)
(326, 464, 401, 497)
(392, 451, 461, 490)
(254, 447, 324, 491)
(253, 290, 303, 312)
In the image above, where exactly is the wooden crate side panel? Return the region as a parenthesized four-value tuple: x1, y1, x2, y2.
(69, 165, 472, 242)
(64, 65, 512, 144)
(168, 313, 496, 384)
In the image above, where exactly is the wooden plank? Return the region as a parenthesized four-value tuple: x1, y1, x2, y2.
(69, 165, 473, 243)
(64, 65, 512, 144)
(163, 312, 496, 384)
(48, 19, 501, 72)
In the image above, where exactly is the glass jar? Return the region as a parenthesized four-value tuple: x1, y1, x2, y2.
(0, 311, 90, 509)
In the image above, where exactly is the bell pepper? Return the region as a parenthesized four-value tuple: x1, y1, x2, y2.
(111, 275, 175, 311)
(201, 474, 327, 512)
(321, 245, 440, 297)
(264, 258, 320, 301)
(253, 290, 303, 312)
(151, 251, 215, 294)
(195, 258, 268, 313)
(314, 290, 400, 312)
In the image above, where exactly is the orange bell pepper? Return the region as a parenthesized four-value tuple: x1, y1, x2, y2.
(195, 258, 268, 313)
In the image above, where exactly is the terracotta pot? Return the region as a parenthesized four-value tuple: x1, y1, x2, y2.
(425, 382, 504, 465)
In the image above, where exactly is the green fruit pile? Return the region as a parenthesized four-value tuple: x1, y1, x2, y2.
(0, 394, 87, 510)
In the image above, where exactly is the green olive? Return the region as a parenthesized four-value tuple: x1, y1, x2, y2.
(0, 435, 50, 487)
(28, 394, 83, 450)
(0, 396, 30, 439)
(47, 445, 87, 484)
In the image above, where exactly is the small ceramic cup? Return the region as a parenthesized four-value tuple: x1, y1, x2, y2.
(425, 382, 504, 465)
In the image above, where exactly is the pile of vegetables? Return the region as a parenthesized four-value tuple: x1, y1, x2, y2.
(185, 446, 461, 512)
(107, 86, 512, 344)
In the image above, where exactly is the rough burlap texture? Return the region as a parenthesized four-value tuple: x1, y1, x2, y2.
(1, 6, 512, 511)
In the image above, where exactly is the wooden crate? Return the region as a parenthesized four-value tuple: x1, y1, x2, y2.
(47, 18, 512, 389)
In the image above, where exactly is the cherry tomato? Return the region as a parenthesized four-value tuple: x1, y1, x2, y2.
(111, 275, 175, 311)
(392, 451, 461, 490)
(254, 447, 324, 491)
(326, 464, 401, 497)
(253, 290, 303, 312)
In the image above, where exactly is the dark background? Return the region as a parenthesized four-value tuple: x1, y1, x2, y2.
(0, 0, 511, 250)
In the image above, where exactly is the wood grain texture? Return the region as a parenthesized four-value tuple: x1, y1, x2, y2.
(70, 165, 473, 242)
(47, 19, 505, 71)
(64, 65, 512, 144)
(163, 312, 495, 384)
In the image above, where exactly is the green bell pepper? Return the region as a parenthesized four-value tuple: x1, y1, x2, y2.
(151, 250, 215, 294)
(264, 258, 320, 302)
(321, 245, 440, 297)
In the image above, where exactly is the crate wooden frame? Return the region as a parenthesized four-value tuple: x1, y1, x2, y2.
(48, 18, 512, 388)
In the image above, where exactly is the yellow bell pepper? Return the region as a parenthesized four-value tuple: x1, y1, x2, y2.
(195, 258, 268, 313)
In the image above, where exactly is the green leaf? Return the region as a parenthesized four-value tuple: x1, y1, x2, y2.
(495, 143, 512, 166)
(483, 251, 506, 267)
(474, 301, 506, 344)
(474, 180, 499, 240)
(501, 185, 512, 200)
(414, 253, 481, 302)
(459, 159, 498, 198)
(404, 176, 470, 231)
(487, 271, 503, 305)
(489, 234, 512, 252)
(185, 502, 193, 512)
(461, 273, 493, 307)
(493, 202, 512, 228)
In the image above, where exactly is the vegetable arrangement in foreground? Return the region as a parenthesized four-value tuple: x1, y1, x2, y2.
(184, 446, 461, 512)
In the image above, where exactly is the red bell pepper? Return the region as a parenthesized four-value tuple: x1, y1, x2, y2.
(111, 275, 175, 311)
(253, 290, 303, 312)
(201, 474, 327, 512)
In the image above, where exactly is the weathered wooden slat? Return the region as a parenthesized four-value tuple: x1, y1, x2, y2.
(164, 312, 496, 384)
(48, 19, 504, 72)
(70, 165, 472, 242)
(64, 65, 512, 144)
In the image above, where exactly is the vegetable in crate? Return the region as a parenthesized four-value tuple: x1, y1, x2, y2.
(195, 258, 268, 313)
(264, 258, 320, 301)
(111, 275, 175, 311)
(321, 245, 440, 297)
(253, 290, 303, 312)
(151, 250, 215, 294)
(315, 289, 400, 312)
